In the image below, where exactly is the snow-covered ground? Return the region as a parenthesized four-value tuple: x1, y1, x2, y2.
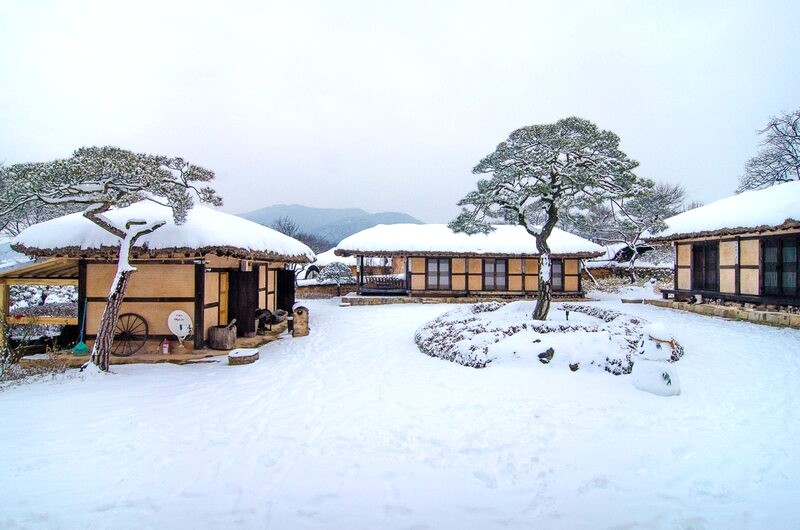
(2, 299, 800, 529)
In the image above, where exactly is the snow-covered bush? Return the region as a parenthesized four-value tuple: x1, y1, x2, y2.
(414, 301, 684, 377)
(9, 285, 77, 310)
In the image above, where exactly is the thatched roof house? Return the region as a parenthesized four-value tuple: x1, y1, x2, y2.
(4, 202, 314, 351)
(336, 224, 603, 297)
(646, 181, 800, 305)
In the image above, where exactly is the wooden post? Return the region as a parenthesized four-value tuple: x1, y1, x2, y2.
(78, 259, 87, 339)
(0, 280, 7, 349)
(194, 261, 206, 350)
(358, 256, 364, 295)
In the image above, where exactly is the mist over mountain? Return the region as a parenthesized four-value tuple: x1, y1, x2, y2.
(239, 204, 423, 245)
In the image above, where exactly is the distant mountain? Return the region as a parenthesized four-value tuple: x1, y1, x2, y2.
(239, 204, 423, 245)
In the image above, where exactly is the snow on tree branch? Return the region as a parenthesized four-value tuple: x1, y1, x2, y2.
(450, 117, 646, 320)
(0, 146, 223, 373)
(737, 108, 800, 192)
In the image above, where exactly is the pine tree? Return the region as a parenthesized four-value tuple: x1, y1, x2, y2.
(450, 117, 644, 320)
(0, 147, 221, 371)
(572, 182, 686, 282)
(317, 262, 353, 296)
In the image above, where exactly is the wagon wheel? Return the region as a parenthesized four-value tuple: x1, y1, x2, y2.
(111, 313, 149, 357)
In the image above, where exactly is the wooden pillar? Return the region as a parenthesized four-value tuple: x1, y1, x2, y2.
(735, 237, 741, 295)
(358, 256, 364, 295)
(0, 280, 7, 349)
(673, 242, 678, 292)
(77, 260, 87, 337)
(194, 261, 206, 349)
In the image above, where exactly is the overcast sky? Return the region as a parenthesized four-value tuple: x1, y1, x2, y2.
(1, 0, 798, 222)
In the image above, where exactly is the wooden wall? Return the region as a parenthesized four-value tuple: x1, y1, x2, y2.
(85, 263, 194, 337)
(84, 257, 285, 349)
(673, 232, 768, 297)
(405, 256, 581, 296)
(676, 243, 691, 290)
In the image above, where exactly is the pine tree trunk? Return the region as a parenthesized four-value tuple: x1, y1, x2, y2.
(533, 275, 552, 320)
(531, 200, 558, 321)
(90, 268, 135, 371)
(80, 211, 166, 373)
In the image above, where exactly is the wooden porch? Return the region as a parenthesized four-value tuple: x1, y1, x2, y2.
(20, 321, 288, 368)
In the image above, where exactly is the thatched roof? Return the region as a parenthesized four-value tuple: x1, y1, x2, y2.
(335, 224, 605, 258)
(647, 181, 800, 243)
(12, 201, 315, 263)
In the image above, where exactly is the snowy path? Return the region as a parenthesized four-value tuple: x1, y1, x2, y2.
(1, 299, 800, 529)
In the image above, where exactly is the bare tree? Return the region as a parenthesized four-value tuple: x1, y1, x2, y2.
(737, 109, 800, 192)
(573, 182, 686, 282)
(271, 216, 300, 238)
(294, 232, 335, 254)
(1, 147, 221, 372)
(450, 117, 645, 320)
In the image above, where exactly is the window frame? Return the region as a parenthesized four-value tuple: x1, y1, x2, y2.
(482, 258, 508, 291)
(551, 258, 564, 291)
(425, 257, 451, 290)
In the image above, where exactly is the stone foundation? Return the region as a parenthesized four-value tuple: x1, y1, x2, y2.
(645, 299, 800, 329)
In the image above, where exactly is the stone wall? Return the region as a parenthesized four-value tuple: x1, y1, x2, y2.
(645, 299, 800, 329)
(296, 282, 357, 299)
(585, 267, 673, 282)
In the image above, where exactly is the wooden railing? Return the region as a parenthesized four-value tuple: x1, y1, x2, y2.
(360, 275, 407, 291)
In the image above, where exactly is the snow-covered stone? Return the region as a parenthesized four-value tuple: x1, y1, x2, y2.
(228, 348, 259, 365)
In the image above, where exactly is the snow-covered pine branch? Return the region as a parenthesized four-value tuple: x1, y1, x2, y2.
(450, 117, 645, 320)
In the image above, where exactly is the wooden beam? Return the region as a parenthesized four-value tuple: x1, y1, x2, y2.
(4, 278, 79, 286)
(6, 316, 79, 325)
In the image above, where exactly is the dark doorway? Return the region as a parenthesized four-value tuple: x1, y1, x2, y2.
(691, 242, 719, 291)
(276, 269, 296, 312)
(228, 270, 258, 337)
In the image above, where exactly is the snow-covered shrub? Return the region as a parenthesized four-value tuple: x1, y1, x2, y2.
(316, 262, 355, 295)
(415, 301, 684, 376)
(9, 285, 77, 310)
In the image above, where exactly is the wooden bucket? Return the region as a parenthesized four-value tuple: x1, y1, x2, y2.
(208, 325, 236, 350)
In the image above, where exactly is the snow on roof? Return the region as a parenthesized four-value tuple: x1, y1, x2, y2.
(313, 249, 389, 267)
(652, 181, 800, 240)
(315, 249, 357, 267)
(12, 201, 315, 262)
(335, 224, 604, 257)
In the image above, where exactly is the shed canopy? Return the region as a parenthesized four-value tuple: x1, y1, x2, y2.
(335, 224, 604, 258)
(12, 201, 315, 263)
(648, 181, 800, 242)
